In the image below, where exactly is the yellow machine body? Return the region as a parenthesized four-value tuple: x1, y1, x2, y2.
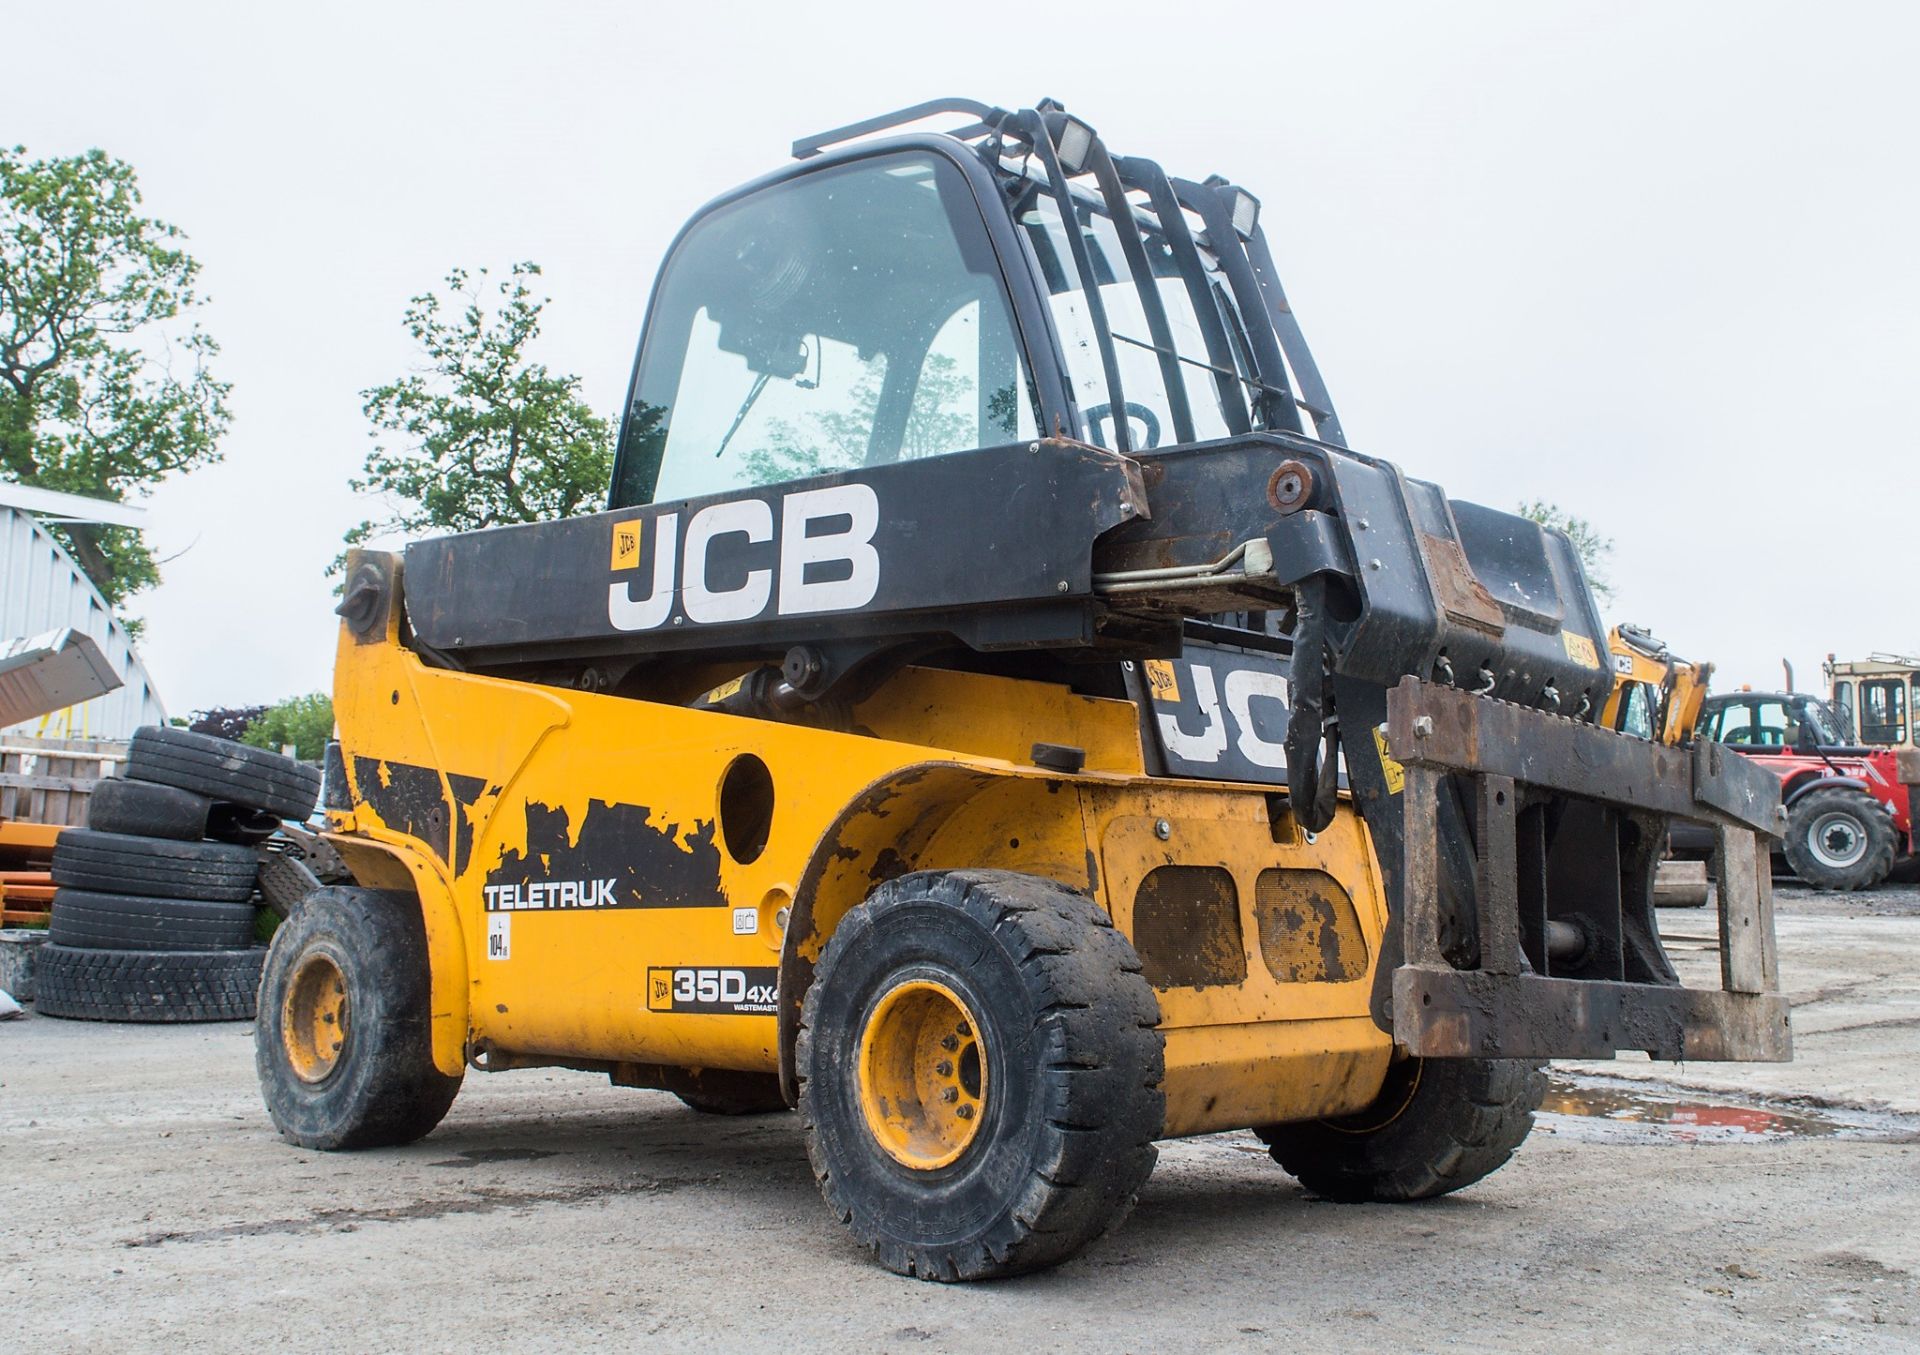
(326, 568, 1393, 1138)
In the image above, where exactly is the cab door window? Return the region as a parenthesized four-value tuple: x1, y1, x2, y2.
(1015, 191, 1257, 450)
(1859, 679, 1909, 745)
(1615, 681, 1655, 740)
(1707, 700, 1784, 746)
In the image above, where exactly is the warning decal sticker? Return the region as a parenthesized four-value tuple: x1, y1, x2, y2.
(1372, 725, 1407, 795)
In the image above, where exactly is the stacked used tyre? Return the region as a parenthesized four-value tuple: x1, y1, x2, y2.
(36, 727, 322, 1023)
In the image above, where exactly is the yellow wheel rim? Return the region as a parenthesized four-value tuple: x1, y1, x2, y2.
(282, 953, 350, 1083)
(857, 978, 988, 1170)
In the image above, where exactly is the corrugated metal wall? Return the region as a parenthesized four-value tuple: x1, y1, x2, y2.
(0, 506, 168, 739)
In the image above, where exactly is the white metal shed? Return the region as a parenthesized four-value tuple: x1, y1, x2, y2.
(0, 487, 167, 739)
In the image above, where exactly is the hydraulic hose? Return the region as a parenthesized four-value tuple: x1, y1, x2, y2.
(1285, 578, 1341, 832)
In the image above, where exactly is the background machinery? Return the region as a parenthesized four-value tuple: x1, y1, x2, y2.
(1687, 688, 1915, 891)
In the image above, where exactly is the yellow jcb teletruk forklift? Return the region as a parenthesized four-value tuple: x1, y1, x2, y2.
(259, 98, 1791, 1281)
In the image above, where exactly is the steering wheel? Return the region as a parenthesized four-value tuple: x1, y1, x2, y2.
(1083, 401, 1162, 451)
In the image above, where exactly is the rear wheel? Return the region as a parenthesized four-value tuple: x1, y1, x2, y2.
(798, 869, 1163, 1281)
(255, 886, 461, 1149)
(1256, 1056, 1545, 1202)
(1782, 787, 1895, 891)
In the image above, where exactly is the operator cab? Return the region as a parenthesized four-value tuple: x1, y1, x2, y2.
(609, 98, 1341, 514)
(1699, 691, 1852, 753)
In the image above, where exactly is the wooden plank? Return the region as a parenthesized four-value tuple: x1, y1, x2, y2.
(0, 774, 102, 793)
(0, 822, 62, 850)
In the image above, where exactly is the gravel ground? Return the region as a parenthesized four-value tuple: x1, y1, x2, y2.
(2, 883, 1916, 1354)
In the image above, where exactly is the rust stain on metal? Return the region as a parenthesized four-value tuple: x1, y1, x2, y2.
(1132, 865, 1246, 990)
(1267, 459, 1314, 514)
(1418, 532, 1505, 636)
(1253, 868, 1368, 983)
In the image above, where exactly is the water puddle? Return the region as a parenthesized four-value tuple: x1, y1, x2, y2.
(427, 1147, 559, 1168)
(1539, 1074, 1917, 1145)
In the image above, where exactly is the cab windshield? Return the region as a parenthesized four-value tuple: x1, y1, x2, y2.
(1797, 696, 1849, 745)
(613, 152, 1038, 508)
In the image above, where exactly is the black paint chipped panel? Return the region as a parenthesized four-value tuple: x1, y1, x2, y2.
(350, 758, 491, 875)
(485, 799, 726, 911)
(448, 774, 488, 874)
(353, 757, 451, 863)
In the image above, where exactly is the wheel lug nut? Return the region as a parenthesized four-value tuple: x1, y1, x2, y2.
(941, 1088, 959, 1103)
(941, 1035, 959, 1051)
(956, 1104, 974, 1119)
(955, 1021, 971, 1037)
(936, 1060, 953, 1076)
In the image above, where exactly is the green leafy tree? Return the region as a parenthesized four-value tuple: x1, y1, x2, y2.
(188, 704, 266, 742)
(739, 352, 979, 486)
(0, 146, 231, 615)
(241, 693, 334, 761)
(345, 262, 612, 561)
(1518, 499, 1614, 601)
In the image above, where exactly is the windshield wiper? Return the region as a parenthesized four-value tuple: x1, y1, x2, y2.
(715, 373, 772, 459)
(1110, 331, 1328, 419)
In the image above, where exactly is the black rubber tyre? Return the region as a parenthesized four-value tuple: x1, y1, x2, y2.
(86, 777, 212, 841)
(674, 1071, 790, 1116)
(52, 828, 261, 902)
(798, 869, 1164, 1282)
(1256, 1057, 1546, 1202)
(1782, 787, 1896, 891)
(34, 943, 264, 1022)
(126, 726, 322, 821)
(255, 885, 462, 1150)
(49, 889, 258, 951)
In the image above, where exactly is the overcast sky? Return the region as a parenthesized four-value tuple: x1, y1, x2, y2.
(6, 1, 1915, 713)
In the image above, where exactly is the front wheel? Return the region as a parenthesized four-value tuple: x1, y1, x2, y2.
(798, 869, 1164, 1281)
(255, 886, 462, 1149)
(1782, 787, 1895, 891)
(1256, 1056, 1545, 1202)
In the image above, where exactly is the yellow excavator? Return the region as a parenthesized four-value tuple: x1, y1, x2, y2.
(1603, 623, 1713, 747)
(1603, 625, 1715, 905)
